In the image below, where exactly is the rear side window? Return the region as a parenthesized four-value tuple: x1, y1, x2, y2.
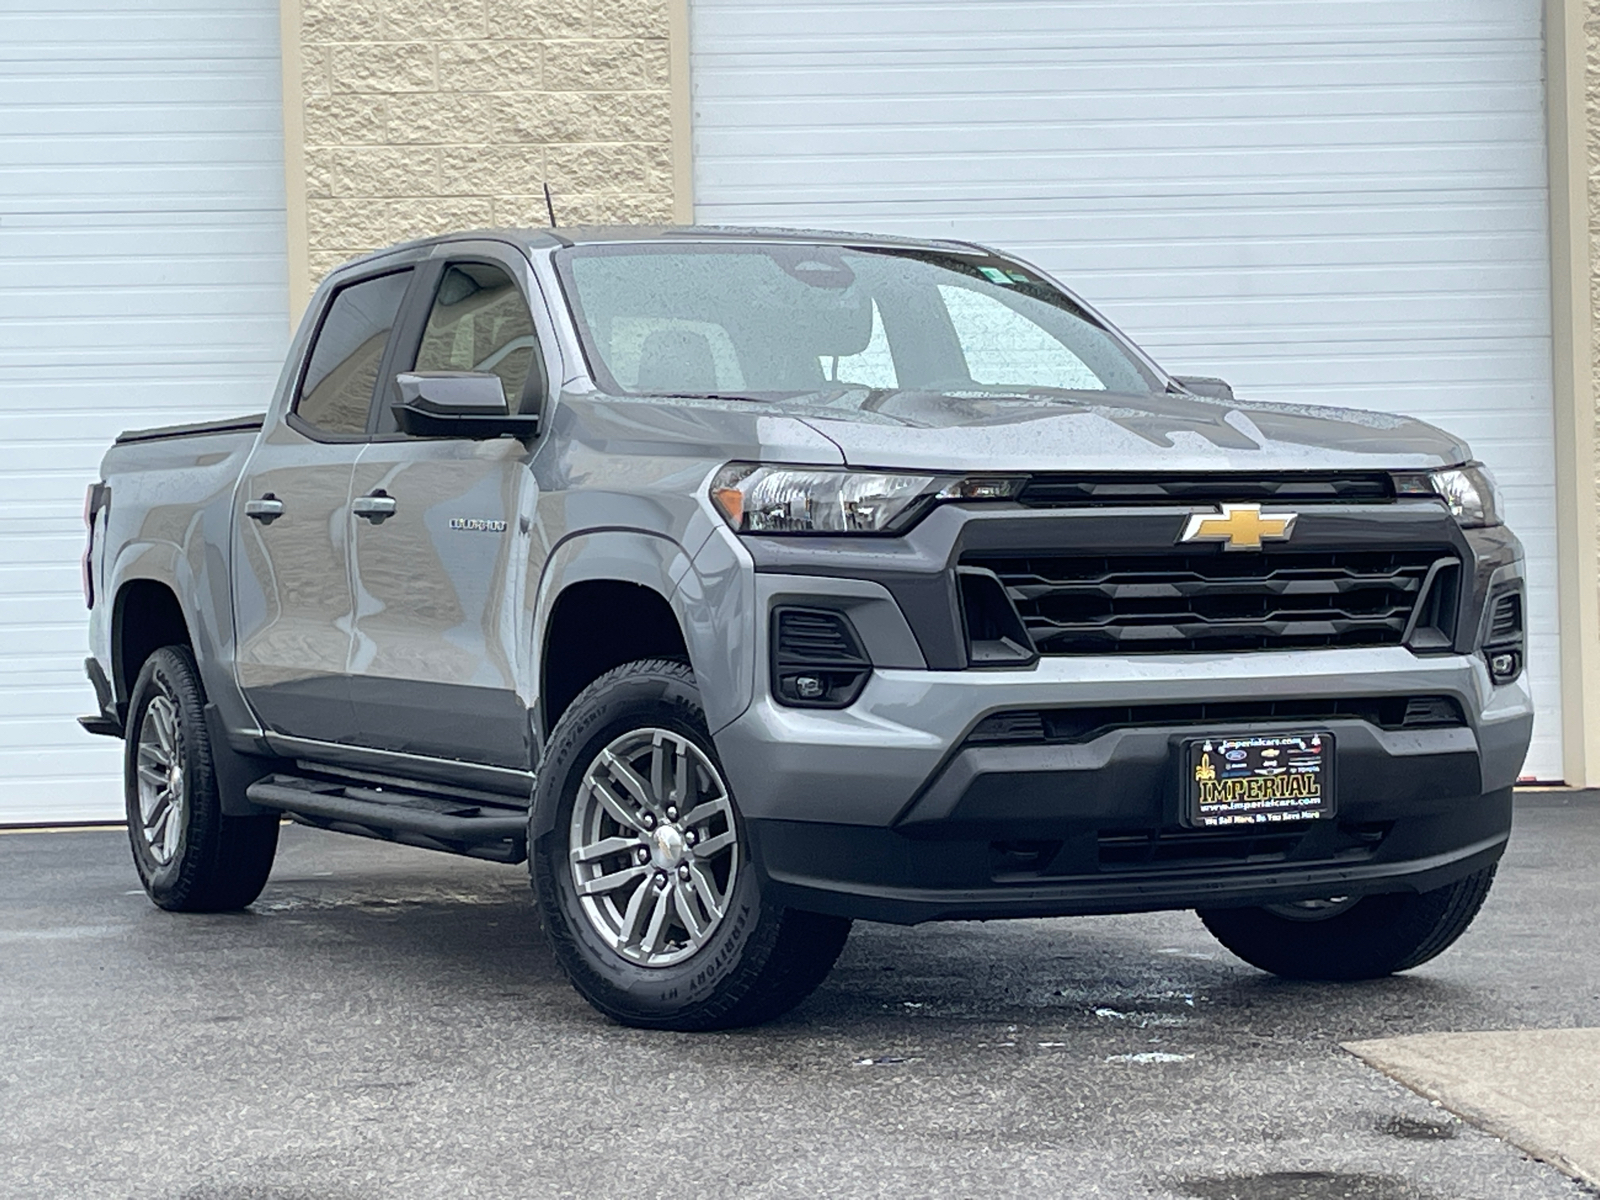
(295, 270, 413, 436)
(413, 263, 541, 410)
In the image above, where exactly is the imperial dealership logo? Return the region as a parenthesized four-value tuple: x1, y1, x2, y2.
(1179, 503, 1298, 551)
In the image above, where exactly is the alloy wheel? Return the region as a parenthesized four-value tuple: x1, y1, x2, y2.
(134, 687, 186, 866)
(568, 727, 738, 968)
(1262, 895, 1358, 922)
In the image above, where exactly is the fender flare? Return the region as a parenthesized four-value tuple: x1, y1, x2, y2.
(527, 528, 755, 736)
(106, 541, 192, 700)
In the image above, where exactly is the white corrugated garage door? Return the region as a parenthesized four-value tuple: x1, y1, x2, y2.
(0, 1, 289, 822)
(691, 0, 1562, 780)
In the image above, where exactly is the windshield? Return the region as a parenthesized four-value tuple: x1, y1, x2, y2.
(555, 242, 1161, 399)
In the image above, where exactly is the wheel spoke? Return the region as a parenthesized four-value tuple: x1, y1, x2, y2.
(691, 829, 735, 859)
(686, 861, 724, 921)
(151, 701, 177, 759)
(576, 863, 649, 898)
(138, 742, 169, 771)
(680, 795, 729, 830)
(673, 879, 707, 943)
(141, 787, 169, 829)
(617, 878, 655, 949)
(160, 801, 182, 859)
(599, 750, 654, 808)
(640, 885, 673, 955)
(649, 737, 671, 807)
(586, 777, 647, 833)
(136, 763, 168, 794)
(569, 834, 645, 865)
(145, 795, 171, 843)
(674, 743, 690, 808)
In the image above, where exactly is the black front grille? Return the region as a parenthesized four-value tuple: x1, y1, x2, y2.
(965, 548, 1448, 655)
(1019, 472, 1395, 507)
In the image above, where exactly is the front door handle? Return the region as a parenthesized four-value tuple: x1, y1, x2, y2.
(244, 494, 284, 524)
(353, 491, 398, 523)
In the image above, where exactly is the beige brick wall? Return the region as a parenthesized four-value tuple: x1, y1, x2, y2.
(294, 0, 677, 287)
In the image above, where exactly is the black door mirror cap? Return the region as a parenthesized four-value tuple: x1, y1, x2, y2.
(392, 371, 539, 440)
(397, 370, 508, 414)
(1171, 374, 1235, 402)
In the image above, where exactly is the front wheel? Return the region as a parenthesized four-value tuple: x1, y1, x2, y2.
(1197, 866, 1497, 981)
(124, 646, 279, 912)
(531, 659, 850, 1030)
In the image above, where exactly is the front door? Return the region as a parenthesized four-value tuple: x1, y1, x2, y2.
(345, 254, 549, 768)
(232, 267, 413, 743)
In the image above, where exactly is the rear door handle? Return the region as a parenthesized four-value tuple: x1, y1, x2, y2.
(244, 495, 284, 524)
(352, 491, 397, 523)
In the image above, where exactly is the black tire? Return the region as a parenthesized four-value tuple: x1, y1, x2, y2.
(1197, 866, 1497, 981)
(531, 658, 851, 1031)
(124, 645, 279, 912)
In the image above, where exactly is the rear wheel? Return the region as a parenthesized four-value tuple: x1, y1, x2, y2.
(532, 659, 850, 1030)
(124, 646, 279, 912)
(1197, 866, 1497, 980)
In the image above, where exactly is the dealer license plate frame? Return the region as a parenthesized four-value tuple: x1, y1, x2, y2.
(1182, 731, 1335, 829)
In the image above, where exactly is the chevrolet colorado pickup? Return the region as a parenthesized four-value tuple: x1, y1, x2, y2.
(82, 227, 1532, 1030)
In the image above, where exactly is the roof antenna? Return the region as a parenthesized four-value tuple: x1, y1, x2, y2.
(543, 182, 557, 228)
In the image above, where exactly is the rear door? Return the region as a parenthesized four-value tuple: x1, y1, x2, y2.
(232, 266, 413, 742)
(344, 245, 552, 768)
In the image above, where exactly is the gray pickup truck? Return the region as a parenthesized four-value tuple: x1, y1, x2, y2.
(82, 226, 1532, 1030)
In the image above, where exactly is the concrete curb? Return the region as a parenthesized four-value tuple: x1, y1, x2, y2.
(1345, 1029, 1600, 1192)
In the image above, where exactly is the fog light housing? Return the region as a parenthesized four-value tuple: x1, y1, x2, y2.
(1488, 651, 1521, 684)
(772, 607, 871, 708)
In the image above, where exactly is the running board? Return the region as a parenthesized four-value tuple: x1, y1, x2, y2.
(246, 774, 528, 864)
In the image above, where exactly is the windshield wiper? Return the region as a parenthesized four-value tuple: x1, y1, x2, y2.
(648, 391, 768, 404)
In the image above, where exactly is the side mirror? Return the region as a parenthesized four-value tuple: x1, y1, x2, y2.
(391, 371, 539, 440)
(1171, 375, 1235, 402)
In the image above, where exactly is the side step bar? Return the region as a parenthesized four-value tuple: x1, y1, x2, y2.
(246, 774, 528, 864)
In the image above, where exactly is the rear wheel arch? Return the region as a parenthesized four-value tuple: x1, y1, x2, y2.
(113, 578, 192, 705)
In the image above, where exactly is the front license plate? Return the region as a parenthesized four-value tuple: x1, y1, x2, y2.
(1184, 732, 1333, 828)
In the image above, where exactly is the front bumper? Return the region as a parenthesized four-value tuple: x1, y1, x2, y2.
(713, 644, 1532, 925)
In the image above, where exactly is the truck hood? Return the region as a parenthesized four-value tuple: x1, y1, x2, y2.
(775, 388, 1470, 474)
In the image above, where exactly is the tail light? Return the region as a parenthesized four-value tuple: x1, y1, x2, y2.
(82, 482, 108, 607)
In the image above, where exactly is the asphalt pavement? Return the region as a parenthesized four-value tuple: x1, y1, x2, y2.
(2, 792, 1597, 1200)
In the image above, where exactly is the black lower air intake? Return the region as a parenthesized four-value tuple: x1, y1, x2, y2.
(771, 607, 871, 708)
(1482, 587, 1525, 684)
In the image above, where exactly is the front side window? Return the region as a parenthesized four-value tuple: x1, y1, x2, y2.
(295, 270, 413, 436)
(412, 263, 540, 411)
(555, 243, 1156, 400)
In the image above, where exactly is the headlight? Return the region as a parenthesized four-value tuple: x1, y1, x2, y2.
(709, 464, 1025, 534)
(1396, 464, 1502, 528)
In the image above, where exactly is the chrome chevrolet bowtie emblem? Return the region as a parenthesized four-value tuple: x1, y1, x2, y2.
(1180, 503, 1298, 551)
